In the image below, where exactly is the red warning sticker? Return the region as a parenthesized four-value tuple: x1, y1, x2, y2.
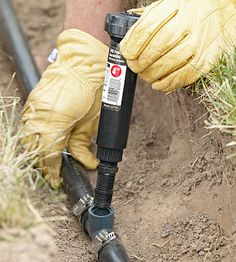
(111, 65, 122, 78)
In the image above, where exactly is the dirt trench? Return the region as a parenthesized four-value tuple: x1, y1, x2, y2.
(0, 1, 236, 262)
(44, 80, 236, 262)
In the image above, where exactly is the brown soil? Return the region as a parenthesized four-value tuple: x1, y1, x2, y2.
(0, 225, 58, 262)
(0, 1, 236, 262)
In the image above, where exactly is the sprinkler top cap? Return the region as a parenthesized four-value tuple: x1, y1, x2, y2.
(105, 12, 140, 38)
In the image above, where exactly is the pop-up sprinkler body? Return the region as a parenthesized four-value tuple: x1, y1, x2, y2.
(95, 12, 139, 210)
(68, 13, 139, 261)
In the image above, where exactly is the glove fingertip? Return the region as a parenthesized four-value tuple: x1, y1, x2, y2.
(43, 154, 63, 189)
(127, 59, 141, 73)
(152, 80, 178, 93)
(70, 148, 98, 170)
(120, 40, 131, 60)
(76, 154, 98, 170)
(152, 81, 169, 92)
(121, 32, 140, 61)
(85, 158, 98, 170)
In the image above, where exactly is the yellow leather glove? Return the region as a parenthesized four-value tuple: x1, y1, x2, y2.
(121, 0, 236, 92)
(20, 29, 108, 189)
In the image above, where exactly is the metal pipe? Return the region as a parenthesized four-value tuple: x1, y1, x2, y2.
(0, 0, 40, 98)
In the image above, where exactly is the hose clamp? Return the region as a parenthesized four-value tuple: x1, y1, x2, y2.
(88, 230, 116, 257)
(72, 194, 93, 217)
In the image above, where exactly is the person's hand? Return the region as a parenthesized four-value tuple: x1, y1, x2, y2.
(20, 29, 108, 189)
(121, 0, 236, 92)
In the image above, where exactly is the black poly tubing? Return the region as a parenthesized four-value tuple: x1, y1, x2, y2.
(61, 151, 94, 206)
(0, 0, 40, 98)
(98, 238, 130, 262)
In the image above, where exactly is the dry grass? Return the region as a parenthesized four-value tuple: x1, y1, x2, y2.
(126, 0, 157, 9)
(137, 0, 157, 7)
(0, 84, 46, 229)
(197, 48, 236, 156)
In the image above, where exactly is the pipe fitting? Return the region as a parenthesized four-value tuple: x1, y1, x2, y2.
(83, 205, 115, 239)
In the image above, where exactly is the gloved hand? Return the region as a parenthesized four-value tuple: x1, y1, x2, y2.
(121, 0, 236, 92)
(20, 29, 108, 189)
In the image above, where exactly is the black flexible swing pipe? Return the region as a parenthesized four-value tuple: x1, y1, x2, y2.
(61, 150, 94, 206)
(0, 0, 40, 99)
(0, 1, 137, 261)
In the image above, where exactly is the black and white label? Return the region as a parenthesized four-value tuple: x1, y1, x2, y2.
(102, 43, 127, 111)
